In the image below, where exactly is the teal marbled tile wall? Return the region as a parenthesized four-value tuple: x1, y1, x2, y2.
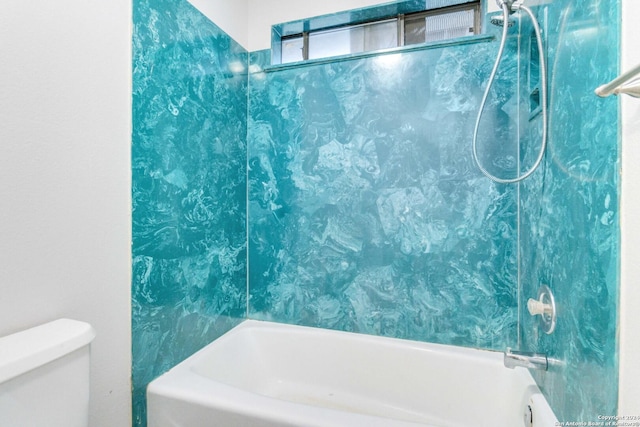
(131, 0, 247, 425)
(247, 35, 521, 349)
(130, 0, 622, 423)
(519, 0, 620, 422)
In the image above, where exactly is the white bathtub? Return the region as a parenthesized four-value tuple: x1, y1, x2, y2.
(147, 320, 557, 427)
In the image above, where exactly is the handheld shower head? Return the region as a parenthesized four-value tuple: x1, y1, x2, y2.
(473, 1, 548, 184)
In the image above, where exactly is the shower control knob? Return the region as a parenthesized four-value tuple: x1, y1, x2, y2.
(527, 298, 551, 316)
(528, 285, 557, 335)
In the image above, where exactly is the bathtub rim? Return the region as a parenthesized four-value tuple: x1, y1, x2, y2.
(147, 319, 558, 427)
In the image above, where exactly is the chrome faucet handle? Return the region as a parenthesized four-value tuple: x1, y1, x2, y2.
(527, 298, 552, 316)
(528, 285, 557, 335)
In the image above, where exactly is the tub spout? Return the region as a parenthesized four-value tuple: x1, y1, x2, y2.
(504, 348, 548, 371)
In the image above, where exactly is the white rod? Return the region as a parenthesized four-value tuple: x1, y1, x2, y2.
(595, 62, 640, 97)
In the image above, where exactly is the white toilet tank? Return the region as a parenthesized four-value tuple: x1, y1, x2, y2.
(0, 319, 96, 427)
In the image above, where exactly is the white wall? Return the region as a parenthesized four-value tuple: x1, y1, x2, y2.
(619, 0, 640, 416)
(187, 0, 249, 48)
(0, 1, 132, 427)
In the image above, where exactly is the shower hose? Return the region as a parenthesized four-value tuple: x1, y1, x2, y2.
(472, 2, 548, 184)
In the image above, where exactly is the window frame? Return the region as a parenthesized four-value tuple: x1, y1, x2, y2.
(277, 1, 481, 64)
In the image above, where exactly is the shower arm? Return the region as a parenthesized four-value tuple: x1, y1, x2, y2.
(595, 63, 640, 98)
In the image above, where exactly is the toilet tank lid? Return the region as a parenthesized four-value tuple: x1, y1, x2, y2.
(0, 318, 96, 384)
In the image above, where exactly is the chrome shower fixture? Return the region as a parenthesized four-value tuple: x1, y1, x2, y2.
(495, 0, 524, 13)
(473, 0, 548, 184)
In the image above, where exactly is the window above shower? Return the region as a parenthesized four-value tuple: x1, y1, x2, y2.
(271, 0, 482, 65)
